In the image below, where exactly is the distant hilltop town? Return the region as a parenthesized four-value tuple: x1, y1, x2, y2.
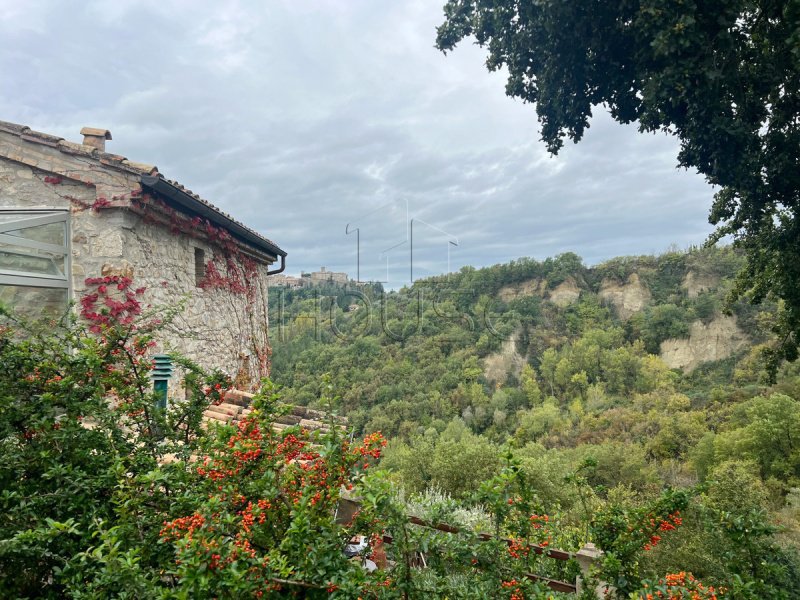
(270, 266, 350, 288)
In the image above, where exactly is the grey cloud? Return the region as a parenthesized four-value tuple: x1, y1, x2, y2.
(0, 0, 715, 284)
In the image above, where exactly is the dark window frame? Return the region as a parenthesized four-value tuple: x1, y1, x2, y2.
(194, 247, 205, 287)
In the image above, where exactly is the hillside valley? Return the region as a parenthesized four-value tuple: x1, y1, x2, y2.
(268, 247, 800, 587)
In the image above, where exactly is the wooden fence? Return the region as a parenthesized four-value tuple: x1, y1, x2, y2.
(335, 498, 606, 597)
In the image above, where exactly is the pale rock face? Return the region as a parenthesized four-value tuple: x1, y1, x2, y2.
(681, 271, 719, 298)
(498, 278, 546, 302)
(484, 331, 525, 383)
(547, 277, 581, 307)
(598, 273, 651, 320)
(660, 315, 748, 372)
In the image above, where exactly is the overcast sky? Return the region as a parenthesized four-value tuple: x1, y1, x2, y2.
(0, 0, 716, 284)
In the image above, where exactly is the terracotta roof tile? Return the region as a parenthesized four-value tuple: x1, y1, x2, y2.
(57, 139, 98, 158)
(202, 390, 348, 432)
(0, 120, 27, 134)
(80, 126, 111, 140)
(99, 152, 127, 162)
(149, 176, 284, 255)
(21, 131, 63, 147)
(121, 159, 158, 175)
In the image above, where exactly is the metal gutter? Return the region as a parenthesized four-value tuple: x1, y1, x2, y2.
(140, 175, 287, 260)
(267, 254, 286, 275)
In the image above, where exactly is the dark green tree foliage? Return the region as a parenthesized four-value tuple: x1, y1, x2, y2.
(436, 0, 800, 373)
(630, 304, 692, 354)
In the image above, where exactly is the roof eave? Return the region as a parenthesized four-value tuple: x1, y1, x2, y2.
(140, 175, 286, 259)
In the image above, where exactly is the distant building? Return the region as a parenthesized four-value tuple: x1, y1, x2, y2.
(307, 266, 348, 285)
(271, 267, 350, 288)
(269, 274, 304, 288)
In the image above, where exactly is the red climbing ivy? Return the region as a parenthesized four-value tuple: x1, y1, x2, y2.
(131, 193, 273, 381)
(80, 275, 146, 332)
(58, 174, 274, 383)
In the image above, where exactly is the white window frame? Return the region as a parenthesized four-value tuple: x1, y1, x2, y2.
(0, 209, 71, 297)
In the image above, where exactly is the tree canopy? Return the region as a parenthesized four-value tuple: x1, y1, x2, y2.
(436, 0, 800, 373)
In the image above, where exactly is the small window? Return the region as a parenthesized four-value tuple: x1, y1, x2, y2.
(194, 247, 205, 286)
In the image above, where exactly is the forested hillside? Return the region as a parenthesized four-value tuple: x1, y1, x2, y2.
(269, 247, 800, 589)
(270, 246, 778, 439)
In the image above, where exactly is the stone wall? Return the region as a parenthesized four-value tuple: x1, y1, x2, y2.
(0, 152, 272, 388)
(0, 156, 94, 210)
(76, 208, 272, 388)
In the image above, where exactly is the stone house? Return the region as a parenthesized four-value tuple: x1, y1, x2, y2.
(307, 266, 348, 285)
(0, 120, 286, 388)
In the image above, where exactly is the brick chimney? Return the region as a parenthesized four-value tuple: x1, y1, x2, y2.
(80, 127, 112, 151)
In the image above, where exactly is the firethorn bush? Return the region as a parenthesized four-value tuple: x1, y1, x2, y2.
(0, 280, 230, 597)
(158, 386, 397, 598)
(634, 571, 724, 600)
(591, 489, 691, 594)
